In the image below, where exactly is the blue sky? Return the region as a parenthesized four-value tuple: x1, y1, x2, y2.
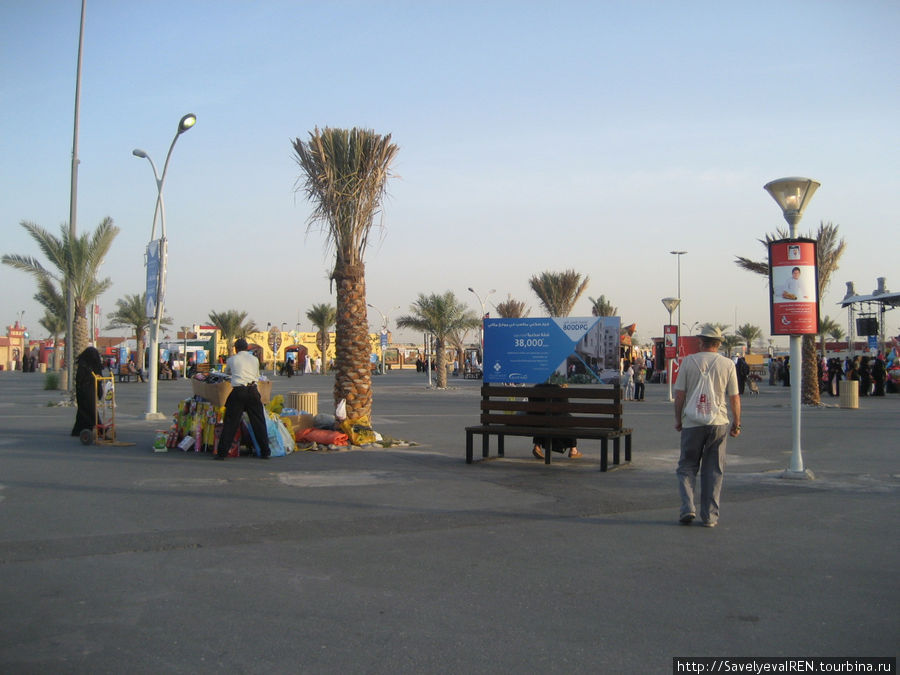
(2, 1, 898, 346)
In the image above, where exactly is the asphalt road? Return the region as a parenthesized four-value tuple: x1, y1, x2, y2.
(0, 369, 897, 673)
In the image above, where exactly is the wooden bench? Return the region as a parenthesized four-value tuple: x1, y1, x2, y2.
(117, 364, 142, 382)
(465, 383, 632, 471)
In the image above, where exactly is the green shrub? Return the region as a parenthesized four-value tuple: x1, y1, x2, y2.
(44, 372, 60, 390)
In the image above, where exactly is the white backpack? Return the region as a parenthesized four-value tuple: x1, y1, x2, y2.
(685, 357, 718, 425)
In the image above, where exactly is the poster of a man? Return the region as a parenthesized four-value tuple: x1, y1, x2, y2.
(775, 266, 813, 302)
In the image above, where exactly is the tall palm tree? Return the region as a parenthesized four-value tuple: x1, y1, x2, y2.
(293, 127, 399, 418)
(396, 291, 481, 389)
(3, 218, 119, 362)
(528, 269, 589, 317)
(735, 323, 762, 354)
(494, 294, 530, 319)
(208, 310, 255, 355)
(589, 295, 618, 317)
(306, 303, 337, 372)
(106, 293, 172, 367)
(735, 221, 846, 405)
(818, 315, 842, 357)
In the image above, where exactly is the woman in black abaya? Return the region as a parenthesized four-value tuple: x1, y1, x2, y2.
(71, 346, 104, 437)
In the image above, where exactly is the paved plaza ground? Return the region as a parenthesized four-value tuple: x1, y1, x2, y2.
(0, 369, 897, 673)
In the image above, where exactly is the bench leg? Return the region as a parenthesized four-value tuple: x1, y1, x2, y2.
(497, 434, 504, 458)
(600, 437, 608, 472)
(625, 433, 632, 462)
(613, 436, 621, 465)
(482, 433, 490, 459)
(466, 431, 474, 464)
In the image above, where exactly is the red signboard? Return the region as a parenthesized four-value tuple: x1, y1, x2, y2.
(663, 325, 678, 359)
(769, 238, 820, 335)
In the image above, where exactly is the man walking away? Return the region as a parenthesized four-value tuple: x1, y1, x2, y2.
(673, 325, 741, 527)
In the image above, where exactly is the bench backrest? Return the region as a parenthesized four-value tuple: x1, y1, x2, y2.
(479, 384, 623, 430)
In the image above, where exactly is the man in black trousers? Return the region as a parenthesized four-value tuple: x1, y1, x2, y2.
(215, 338, 270, 460)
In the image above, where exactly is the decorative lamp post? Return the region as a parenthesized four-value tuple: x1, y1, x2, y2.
(764, 176, 820, 479)
(367, 303, 399, 374)
(661, 297, 681, 402)
(467, 287, 495, 361)
(133, 113, 196, 420)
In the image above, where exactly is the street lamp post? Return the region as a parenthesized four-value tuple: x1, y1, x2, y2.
(367, 303, 399, 374)
(133, 113, 196, 420)
(764, 176, 820, 479)
(661, 297, 681, 402)
(670, 251, 687, 341)
(467, 287, 495, 362)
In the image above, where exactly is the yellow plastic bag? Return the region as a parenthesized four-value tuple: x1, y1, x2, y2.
(340, 416, 376, 446)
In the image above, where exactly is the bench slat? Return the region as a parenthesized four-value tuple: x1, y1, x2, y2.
(480, 413, 621, 429)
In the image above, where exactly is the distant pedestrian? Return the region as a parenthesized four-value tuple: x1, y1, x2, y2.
(674, 325, 741, 528)
(633, 359, 646, 401)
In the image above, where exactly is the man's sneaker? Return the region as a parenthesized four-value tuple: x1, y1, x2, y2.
(679, 513, 696, 525)
(701, 520, 718, 528)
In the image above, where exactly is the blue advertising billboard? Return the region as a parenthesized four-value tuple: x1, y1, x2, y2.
(483, 316, 621, 384)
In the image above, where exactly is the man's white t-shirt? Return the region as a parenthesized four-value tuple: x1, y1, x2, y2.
(675, 351, 739, 427)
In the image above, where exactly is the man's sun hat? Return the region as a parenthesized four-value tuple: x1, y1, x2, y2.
(698, 324, 725, 341)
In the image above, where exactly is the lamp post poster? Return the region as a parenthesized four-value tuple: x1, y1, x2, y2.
(768, 238, 819, 335)
(483, 316, 621, 384)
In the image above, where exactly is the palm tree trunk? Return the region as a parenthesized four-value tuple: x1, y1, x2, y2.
(333, 263, 372, 419)
(802, 335, 820, 406)
(73, 308, 90, 361)
(434, 337, 447, 388)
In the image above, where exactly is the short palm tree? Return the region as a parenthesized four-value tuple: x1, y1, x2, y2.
(396, 291, 481, 389)
(39, 310, 66, 371)
(826, 322, 845, 344)
(494, 294, 530, 319)
(735, 323, 762, 354)
(735, 221, 845, 405)
(208, 310, 255, 355)
(106, 293, 172, 367)
(818, 315, 842, 357)
(293, 127, 399, 418)
(721, 334, 743, 357)
(589, 295, 618, 317)
(306, 303, 337, 372)
(529, 269, 589, 317)
(3, 218, 119, 364)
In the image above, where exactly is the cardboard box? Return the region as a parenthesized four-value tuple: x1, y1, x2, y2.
(191, 378, 232, 407)
(191, 378, 271, 406)
(257, 380, 272, 404)
(279, 413, 315, 431)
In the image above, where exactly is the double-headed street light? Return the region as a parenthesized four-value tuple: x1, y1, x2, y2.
(764, 177, 820, 479)
(669, 251, 687, 337)
(133, 113, 196, 420)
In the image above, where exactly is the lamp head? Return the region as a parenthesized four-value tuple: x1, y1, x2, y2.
(177, 113, 197, 134)
(661, 297, 681, 314)
(764, 177, 820, 227)
(132, 148, 148, 158)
